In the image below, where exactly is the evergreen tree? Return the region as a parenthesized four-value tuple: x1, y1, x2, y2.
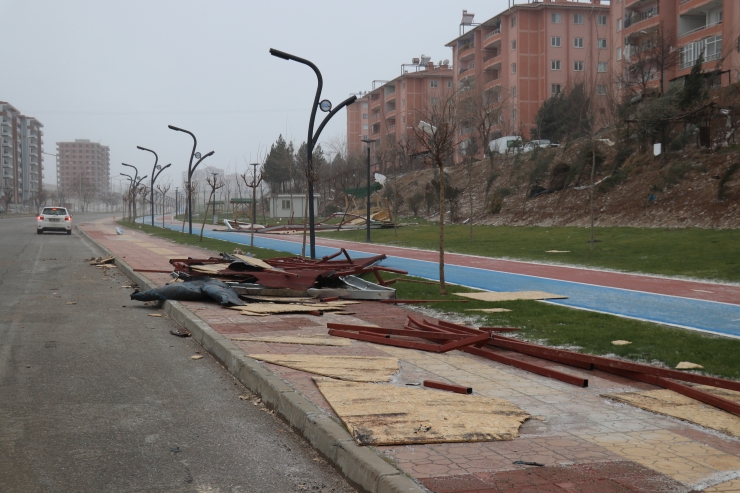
(679, 52, 706, 110)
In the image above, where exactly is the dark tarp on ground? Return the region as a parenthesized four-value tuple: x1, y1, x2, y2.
(130, 277, 245, 306)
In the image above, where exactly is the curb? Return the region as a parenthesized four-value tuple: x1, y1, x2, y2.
(79, 225, 426, 493)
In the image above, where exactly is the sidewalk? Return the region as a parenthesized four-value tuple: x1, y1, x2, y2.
(81, 217, 740, 493)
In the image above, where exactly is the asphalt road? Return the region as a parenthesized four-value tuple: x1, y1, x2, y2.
(0, 214, 356, 493)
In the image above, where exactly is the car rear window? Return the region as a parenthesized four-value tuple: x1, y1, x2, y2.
(42, 208, 67, 215)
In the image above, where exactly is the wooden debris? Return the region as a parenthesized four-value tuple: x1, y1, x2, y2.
(233, 254, 275, 271)
(90, 256, 115, 266)
(611, 340, 632, 346)
(454, 291, 567, 302)
(249, 354, 399, 382)
(602, 386, 740, 438)
(191, 354, 204, 360)
(676, 361, 704, 370)
(314, 378, 530, 446)
(66, 302, 77, 305)
(148, 314, 163, 317)
(230, 301, 353, 316)
(231, 335, 352, 346)
(545, 250, 570, 253)
(465, 308, 512, 313)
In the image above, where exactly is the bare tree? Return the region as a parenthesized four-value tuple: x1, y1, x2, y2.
(201, 174, 224, 241)
(240, 165, 263, 247)
(459, 79, 508, 169)
(622, 23, 679, 96)
(1, 177, 13, 212)
(79, 177, 97, 213)
(156, 181, 171, 228)
(412, 89, 459, 295)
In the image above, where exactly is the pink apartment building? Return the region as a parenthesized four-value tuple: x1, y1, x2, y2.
(446, 1, 612, 153)
(1, 101, 44, 206)
(347, 61, 454, 172)
(613, 0, 739, 94)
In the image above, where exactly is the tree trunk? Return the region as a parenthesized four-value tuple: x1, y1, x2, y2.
(200, 189, 214, 242)
(590, 140, 596, 251)
(301, 186, 309, 257)
(438, 166, 446, 295)
(468, 157, 473, 243)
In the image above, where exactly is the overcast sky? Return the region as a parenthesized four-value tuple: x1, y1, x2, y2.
(1, 0, 507, 192)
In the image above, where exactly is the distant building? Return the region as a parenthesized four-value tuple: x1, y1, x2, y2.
(1, 101, 44, 205)
(268, 193, 320, 219)
(346, 94, 370, 156)
(56, 139, 110, 195)
(351, 59, 454, 173)
(612, 0, 738, 97)
(446, 2, 611, 145)
(181, 165, 224, 185)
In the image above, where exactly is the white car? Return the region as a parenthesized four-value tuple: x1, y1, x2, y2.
(522, 139, 552, 153)
(37, 207, 72, 235)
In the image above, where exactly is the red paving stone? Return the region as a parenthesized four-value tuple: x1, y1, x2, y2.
(79, 217, 740, 493)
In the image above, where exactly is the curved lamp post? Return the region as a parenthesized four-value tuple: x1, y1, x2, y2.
(269, 48, 357, 259)
(137, 146, 172, 226)
(167, 125, 214, 234)
(122, 163, 139, 221)
(120, 173, 133, 220)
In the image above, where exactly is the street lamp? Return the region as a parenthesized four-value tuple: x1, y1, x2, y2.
(175, 186, 179, 216)
(360, 137, 378, 243)
(167, 125, 214, 235)
(269, 48, 358, 259)
(137, 146, 171, 226)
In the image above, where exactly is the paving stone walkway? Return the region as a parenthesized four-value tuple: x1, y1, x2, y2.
(80, 217, 740, 493)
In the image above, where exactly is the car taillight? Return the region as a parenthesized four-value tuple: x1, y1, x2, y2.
(64, 216, 71, 221)
(38, 215, 44, 220)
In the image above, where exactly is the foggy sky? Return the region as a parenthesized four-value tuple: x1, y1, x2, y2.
(1, 0, 506, 192)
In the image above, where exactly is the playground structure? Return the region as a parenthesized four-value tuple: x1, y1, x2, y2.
(230, 198, 253, 222)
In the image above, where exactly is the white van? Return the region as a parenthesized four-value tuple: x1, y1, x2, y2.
(488, 136, 523, 154)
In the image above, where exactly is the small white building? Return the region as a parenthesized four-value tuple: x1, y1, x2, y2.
(269, 194, 320, 219)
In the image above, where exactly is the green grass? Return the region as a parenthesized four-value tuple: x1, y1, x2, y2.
(376, 273, 740, 380)
(116, 220, 290, 260)
(321, 222, 740, 282)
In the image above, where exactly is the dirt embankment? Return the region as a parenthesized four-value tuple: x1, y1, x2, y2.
(385, 134, 740, 229)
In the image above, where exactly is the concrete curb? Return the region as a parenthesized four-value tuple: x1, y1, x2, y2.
(78, 225, 426, 493)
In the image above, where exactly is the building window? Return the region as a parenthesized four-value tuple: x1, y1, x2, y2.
(551, 13, 561, 23)
(597, 15, 607, 25)
(597, 85, 607, 95)
(552, 36, 561, 47)
(430, 80, 438, 88)
(552, 84, 561, 95)
(430, 97, 439, 106)
(362, 113, 367, 119)
(617, 18, 622, 31)
(598, 62, 607, 72)
(511, 16, 516, 27)
(574, 37, 584, 48)
(598, 38, 607, 49)
(512, 109, 517, 122)
(512, 85, 517, 97)
(511, 40, 516, 50)
(363, 124, 368, 129)
(617, 47, 622, 60)
(447, 80, 452, 88)
(281, 200, 291, 210)
(551, 60, 561, 70)
(574, 14, 583, 24)
(362, 102, 368, 108)
(511, 63, 516, 73)
(574, 61, 584, 71)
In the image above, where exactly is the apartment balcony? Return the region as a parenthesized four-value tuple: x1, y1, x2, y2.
(624, 6, 659, 29)
(678, 2, 722, 38)
(385, 91, 396, 103)
(483, 28, 501, 51)
(459, 65, 476, 77)
(385, 106, 397, 118)
(679, 0, 717, 14)
(483, 77, 502, 92)
(458, 41, 475, 61)
(1, 139, 10, 147)
(679, 20, 722, 41)
(386, 124, 396, 134)
(483, 56, 502, 72)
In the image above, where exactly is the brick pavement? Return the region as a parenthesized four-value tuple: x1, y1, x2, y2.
(80, 217, 740, 493)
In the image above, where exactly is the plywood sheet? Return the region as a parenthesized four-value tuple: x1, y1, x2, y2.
(314, 378, 531, 446)
(455, 291, 567, 302)
(602, 386, 740, 438)
(190, 264, 230, 274)
(230, 302, 347, 316)
(249, 354, 398, 382)
(147, 247, 178, 255)
(233, 254, 274, 270)
(233, 335, 351, 346)
(465, 308, 512, 313)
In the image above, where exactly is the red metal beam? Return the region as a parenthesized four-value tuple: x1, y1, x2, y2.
(492, 335, 740, 392)
(380, 299, 469, 304)
(423, 380, 473, 394)
(601, 367, 740, 417)
(328, 328, 490, 353)
(487, 337, 595, 371)
(463, 346, 589, 388)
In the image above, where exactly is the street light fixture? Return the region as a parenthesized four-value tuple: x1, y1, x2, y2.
(137, 146, 171, 226)
(360, 137, 378, 243)
(269, 48, 358, 259)
(167, 125, 214, 235)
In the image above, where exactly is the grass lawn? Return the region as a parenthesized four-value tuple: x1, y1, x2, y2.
(116, 220, 289, 260)
(376, 273, 740, 380)
(319, 221, 740, 282)
(116, 220, 740, 381)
